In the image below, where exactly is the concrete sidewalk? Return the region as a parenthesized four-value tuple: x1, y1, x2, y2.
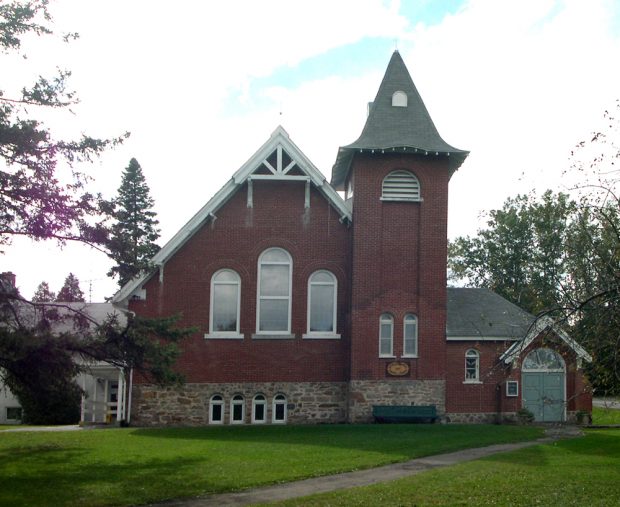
(149, 426, 582, 507)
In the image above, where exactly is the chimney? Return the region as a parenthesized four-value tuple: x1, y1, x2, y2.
(0, 271, 16, 289)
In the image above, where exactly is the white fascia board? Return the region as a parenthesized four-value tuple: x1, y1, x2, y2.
(500, 316, 592, 364)
(112, 178, 239, 305)
(112, 125, 352, 305)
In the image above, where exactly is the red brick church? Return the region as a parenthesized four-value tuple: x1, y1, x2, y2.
(113, 51, 592, 425)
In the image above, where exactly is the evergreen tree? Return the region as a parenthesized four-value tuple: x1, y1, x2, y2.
(56, 273, 85, 302)
(32, 281, 56, 303)
(108, 158, 160, 287)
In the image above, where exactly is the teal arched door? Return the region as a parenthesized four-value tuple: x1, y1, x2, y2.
(522, 348, 565, 422)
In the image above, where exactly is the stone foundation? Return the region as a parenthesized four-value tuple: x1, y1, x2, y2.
(348, 380, 445, 423)
(131, 381, 348, 426)
(445, 412, 518, 424)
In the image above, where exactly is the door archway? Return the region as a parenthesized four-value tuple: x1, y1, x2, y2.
(522, 348, 565, 422)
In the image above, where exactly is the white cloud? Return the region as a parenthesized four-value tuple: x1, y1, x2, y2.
(3, 0, 620, 300)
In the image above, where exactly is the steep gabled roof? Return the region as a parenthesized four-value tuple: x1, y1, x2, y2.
(112, 126, 350, 306)
(447, 288, 535, 340)
(331, 51, 469, 189)
(500, 316, 592, 364)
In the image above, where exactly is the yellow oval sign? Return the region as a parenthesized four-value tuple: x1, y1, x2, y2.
(387, 361, 410, 376)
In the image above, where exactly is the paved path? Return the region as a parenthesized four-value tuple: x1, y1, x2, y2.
(593, 397, 620, 410)
(149, 426, 583, 507)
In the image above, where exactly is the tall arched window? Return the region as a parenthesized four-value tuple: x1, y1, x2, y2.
(257, 248, 292, 334)
(230, 394, 245, 424)
(272, 394, 287, 424)
(209, 394, 224, 424)
(252, 394, 267, 424)
(208, 269, 241, 338)
(381, 170, 421, 201)
(403, 314, 418, 357)
(465, 349, 480, 382)
(305, 270, 339, 338)
(379, 313, 394, 357)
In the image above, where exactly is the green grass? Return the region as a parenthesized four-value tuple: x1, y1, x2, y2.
(0, 425, 26, 431)
(0, 424, 541, 506)
(270, 428, 620, 506)
(592, 406, 620, 425)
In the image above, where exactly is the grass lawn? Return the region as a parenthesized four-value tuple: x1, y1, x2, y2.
(0, 424, 541, 507)
(270, 428, 620, 507)
(0, 425, 26, 431)
(592, 406, 620, 425)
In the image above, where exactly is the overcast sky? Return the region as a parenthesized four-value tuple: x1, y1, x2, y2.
(3, 0, 620, 301)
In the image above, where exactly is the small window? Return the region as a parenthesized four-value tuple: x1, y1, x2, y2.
(272, 394, 287, 424)
(506, 381, 519, 397)
(230, 394, 245, 424)
(379, 313, 394, 357)
(252, 394, 267, 424)
(403, 314, 418, 357)
(209, 395, 224, 424)
(257, 248, 292, 334)
(208, 269, 241, 337)
(381, 170, 421, 201)
(465, 349, 480, 382)
(392, 91, 408, 107)
(306, 270, 339, 337)
(6, 407, 22, 421)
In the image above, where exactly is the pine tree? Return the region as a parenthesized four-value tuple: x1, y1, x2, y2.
(32, 281, 56, 302)
(108, 158, 160, 287)
(56, 273, 85, 302)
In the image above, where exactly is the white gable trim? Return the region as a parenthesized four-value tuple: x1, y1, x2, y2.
(112, 126, 351, 306)
(500, 316, 592, 364)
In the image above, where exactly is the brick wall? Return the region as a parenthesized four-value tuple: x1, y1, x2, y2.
(130, 180, 352, 384)
(348, 153, 449, 382)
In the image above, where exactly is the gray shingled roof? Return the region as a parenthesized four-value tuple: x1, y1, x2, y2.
(331, 50, 469, 190)
(447, 288, 534, 340)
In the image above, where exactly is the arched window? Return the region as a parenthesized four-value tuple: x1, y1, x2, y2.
(465, 349, 480, 382)
(230, 394, 245, 424)
(209, 394, 224, 424)
(272, 394, 287, 424)
(381, 170, 421, 202)
(522, 348, 565, 371)
(305, 270, 339, 338)
(379, 313, 394, 357)
(252, 394, 267, 424)
(392, 90, 408, 107)
(257, 248, 292, 334)
(208, 269, 241, 337)
(403, 314, 418, 357)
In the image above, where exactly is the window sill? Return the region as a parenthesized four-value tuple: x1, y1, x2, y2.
(204, 333, 244, 340)
(380, 197, 423, 202)
(252, 333, 295, 340)
(401, 354, 418, 359)
(302, 333, 341, 339)
(379, 355, 396, 359)
(463, 380, 483, 384)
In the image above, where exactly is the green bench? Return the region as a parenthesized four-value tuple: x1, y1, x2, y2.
(372, 405, 439, 423)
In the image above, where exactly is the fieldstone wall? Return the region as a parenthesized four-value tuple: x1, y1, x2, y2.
(348, 380, 445, 423)
(131, 381, 348, 426)
(445, 412, 519, 424)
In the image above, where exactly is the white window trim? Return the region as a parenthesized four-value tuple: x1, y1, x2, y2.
(209, 395, 224, 424)
(379, 313, 394, 358)
(206, 269, 241, 339)
(464, 349, 480, 383)
(304, 270, 340, 339)
(506, 381, 519, 397)
(251, 394, 267, 424)
(272, 394, 287, 424)
(230, 395, 245, 424)
(402, 313, 418, 358)
(392, 90, 408, 107)
(256, 248, 293, 335)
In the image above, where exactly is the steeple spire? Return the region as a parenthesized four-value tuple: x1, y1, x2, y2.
(330, 50, 469, 189)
